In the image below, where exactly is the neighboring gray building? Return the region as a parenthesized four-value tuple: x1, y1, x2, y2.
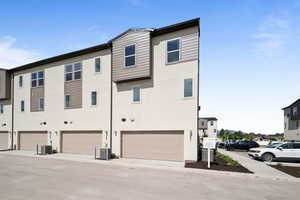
(283, 98, 300, 141)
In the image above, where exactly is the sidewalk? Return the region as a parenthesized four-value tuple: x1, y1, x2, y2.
(218, 148, 292, 179)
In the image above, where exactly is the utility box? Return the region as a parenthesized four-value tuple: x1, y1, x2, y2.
(100, 148, 111, 160)
(201, 148, 215, 162)
(40, 145, 52, 155)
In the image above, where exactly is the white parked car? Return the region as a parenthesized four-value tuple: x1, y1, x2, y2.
(248, 142, 300, 162)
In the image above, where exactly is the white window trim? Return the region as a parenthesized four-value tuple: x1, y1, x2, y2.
(183, 78, 194, 99)
(31, 71, 45, 88)
(124, 44, 136, 68)
(21, 100, 25, 112)
(19, 75, 23, 88)
(64, 94, 71, 108)
(0, 104, 3, 114)
(64, 62, 82, 82)
(91, 91, 98, 106)
(166, 38, 181, 64)
(38, 97, 44, 111)
(95, 57, 102, 74)
(132, 85, 141, 103)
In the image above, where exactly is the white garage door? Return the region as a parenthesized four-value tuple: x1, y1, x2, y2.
(61, 131, 102, 155)
(121, 131, 184, 161)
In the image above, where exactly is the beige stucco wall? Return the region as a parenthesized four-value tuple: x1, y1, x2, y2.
(13, 49, 112, 152)
(112, 26, 199, 161)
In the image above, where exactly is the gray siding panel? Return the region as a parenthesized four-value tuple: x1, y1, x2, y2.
(112, 30, 151, 82)
(181, 33, 199, 61)
(0, 70, 11, 100)
(64, 80, 82, 109)
(30, 87, 45, 112)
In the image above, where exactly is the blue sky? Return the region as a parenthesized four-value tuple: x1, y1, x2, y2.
(0, 0, 299, 134)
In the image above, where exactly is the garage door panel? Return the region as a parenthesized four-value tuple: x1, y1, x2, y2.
(19, 132, 47, 151)
(0, 132, 9, 150)
(122, 131, 184, 161)
(62, 131, 102, 155)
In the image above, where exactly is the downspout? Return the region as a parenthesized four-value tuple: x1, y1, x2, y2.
(11, 73, 14, 150)
(110, 46, 113, 153)
(197, 20, 200, 160)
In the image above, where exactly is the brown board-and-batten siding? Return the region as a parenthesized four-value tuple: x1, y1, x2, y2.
(30, 87, 44, 112)
(64, 80, 82, 109)
(0, 69, 11, 100)
(112, 30, 151, 82)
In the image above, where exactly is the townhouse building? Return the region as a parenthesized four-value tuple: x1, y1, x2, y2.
(283, 98, 300, 141)
(0, 18, 200, 162)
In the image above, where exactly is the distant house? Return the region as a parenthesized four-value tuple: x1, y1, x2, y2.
(282, 98, 300, 141)
(198, 117, 218, 138)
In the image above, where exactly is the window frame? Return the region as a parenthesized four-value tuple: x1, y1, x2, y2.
(31, 71, 44, 88)
(38, 97, 44, 111)
(184, 78, 193, 98)
(124, 44, 136, 68)
(132, 85, 141, 103)
(95, 57, 101, 73)
(19, 75, 23, 88)
(64, 95, 71, 108)
(91, 91, 97, 106)
(166, 38, 181, 64)
(0, 104, 3, 114)
(64, 62, 82, 82)
(21, 100, 25, 112)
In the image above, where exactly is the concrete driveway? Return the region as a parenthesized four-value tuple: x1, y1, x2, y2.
(0, 154, 300, 200)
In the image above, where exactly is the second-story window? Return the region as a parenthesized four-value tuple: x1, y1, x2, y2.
(0, 104, 3, 114)
(95, 58, 101, 73)
(167, 39, 180, 63)
(125, 45, 135, 67)
(21, 100, 25, 112)
(91, 91, 97, 105)
(19, 75, 23, 88)
(132, 86, 141, 102)
(31, 71, 44, 87)
(65, 63, 82, 81)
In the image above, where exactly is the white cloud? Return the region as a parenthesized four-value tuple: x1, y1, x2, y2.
(252, 15, 291, 57)
(0, 36, 40, 69)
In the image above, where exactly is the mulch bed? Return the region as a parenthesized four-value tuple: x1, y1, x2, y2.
(269, 165, 300, 178)
(185, 156, 252, 174)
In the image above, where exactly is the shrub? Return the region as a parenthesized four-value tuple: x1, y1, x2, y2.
(216, 152, 241, 166)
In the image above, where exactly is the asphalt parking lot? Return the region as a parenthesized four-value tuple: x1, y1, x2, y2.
(0, 154, 299, 200)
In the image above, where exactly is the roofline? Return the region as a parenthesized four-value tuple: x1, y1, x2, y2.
(282, 98, 300, 110)
(9, 43, 112, 73)
(8, 18, 200, 73)
(199, 117, 218, 121)
(152, 18, 200, 37)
